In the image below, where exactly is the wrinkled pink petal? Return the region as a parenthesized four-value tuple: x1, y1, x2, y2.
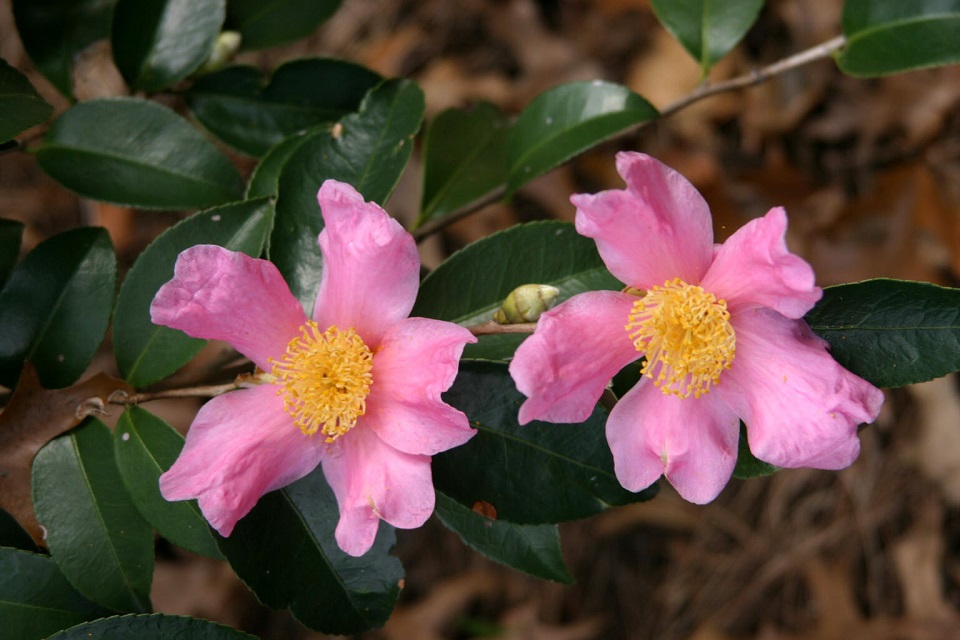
(364, 317, 477, 456)
(607, 379, 740, 502)
(702, 208, 821, 319)
(159, 385, 325, 536)
(322, 426, 434, 556)
(717, 309, 884, 469)
(572, 152, 713, 288)
(510, 290, 640, 425)
(151, 245, 307, 371)
(312, 181, 420, 347)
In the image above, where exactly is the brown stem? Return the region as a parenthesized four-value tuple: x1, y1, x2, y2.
(411, 35, 846, 242)
(466, 321, 537, 336)
(109, 373, 265, 404)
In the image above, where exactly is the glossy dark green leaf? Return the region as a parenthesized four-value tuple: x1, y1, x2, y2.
(413, 221, 622, 361)
(271, 78, 424, 307)
(434, 492, 572, 583)
(187, 59, 382, 156)
(113, 198, 272, 387)
(114, 407, 221, 558)
(0, 227, 115, 389)
(0, 58, 53, 142)
(507, 81, 657, 192)
(45, 613, 258, 639)
(112, 0, 225, 92)
(0, 509, 39, 552)
(246, 127, 329, 198)
(0, 218, 24, 288)
(0, 547, 111, 640)
(732, 424, 778, 479)
(435, 361, 657, 524)
(651, 0, 765, 73)
(226, 0, 341, 50)
(418, 103, 509, 227)
(33, 420, 154, 613)
(36, 98, 243, 209)
(11, 0, 117, 97)
(217, 468, 403, 634)
(838, 0, 960, 76)
(805, 278, 960, 387)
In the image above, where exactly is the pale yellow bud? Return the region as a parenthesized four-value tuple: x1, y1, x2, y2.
(197, 31, 242, 75)
(492, 284, 560, 324)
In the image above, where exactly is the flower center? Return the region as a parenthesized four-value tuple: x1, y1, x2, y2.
(269, 321, 374, 442)
(625, 277, 735, 399)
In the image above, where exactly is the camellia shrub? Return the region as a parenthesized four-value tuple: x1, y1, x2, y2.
(2, 0, 960, 637)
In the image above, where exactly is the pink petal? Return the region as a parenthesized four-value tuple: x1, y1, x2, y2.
(322, 426, 434, 556)
(365, 317, 477, 456)
(509, 290, 640, 425)
(151, 245, 307, 371)
(607, 379, 740, 503)
(312, 181, 420, 347)
(701, 208, 821, 319)
(718, 309, 884, 469)
(159, 385, 325, 537)
(572, 152, 714, 289)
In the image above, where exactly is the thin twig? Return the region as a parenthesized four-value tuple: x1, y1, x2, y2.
(466, 321, 538, 336)
(109, 375, 264, 404)
(411, 35, 847, 243)
(412, 185, 507, 242)
(658, 35, 846, 119)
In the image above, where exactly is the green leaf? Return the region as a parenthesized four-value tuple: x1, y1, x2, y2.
(0, 547, 111, 640)
(418, 103, 509, 227)
(413, 221, 622, 361)
(0, 218, 24, 288)
(11, 0, 117, 98)
(245, 127, 329, 198)
(0, 59, 53, 142)
(187, 59, 382, 157)
(113, 198, 272, 388)
(114, 407, 222, 559)
(36, 98, 243, 209)
(226, 0, 341, 50)
(45, 613, 258, 639)
(0, 227, 115, 389)
(651, 0, 765, 74)
(434, 492, 572, 583)
(732, 424, 778, 479)
(32, 420, 154, 613)
(217, 468, 403, 635)
(0, 509, 39, 552)
(112, 0, 226, 92)
(805, 278, 960, 387)
(435, 361, 657, 524)
(270, 78, 424, 307)
(507, 81, 657, 192)
(838, 0, 960, 76)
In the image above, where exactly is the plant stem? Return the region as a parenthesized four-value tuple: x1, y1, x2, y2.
(412, 35, 846, 243)
(466, 321, 537, 336)
(107, 322, 537, 404)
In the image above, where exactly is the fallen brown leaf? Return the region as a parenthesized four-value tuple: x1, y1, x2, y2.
(0, 362, 133, 544)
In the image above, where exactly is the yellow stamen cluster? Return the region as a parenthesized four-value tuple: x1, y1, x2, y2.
(625, 278, 735, 399)
(270, 322, 374, 441)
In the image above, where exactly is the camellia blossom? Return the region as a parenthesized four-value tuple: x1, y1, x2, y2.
(509, 152, 884, 503)
(152, 181, 477, 556)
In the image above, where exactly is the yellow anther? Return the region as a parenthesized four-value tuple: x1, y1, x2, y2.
(625, 277, 735, 399)
(269, 322, 374, 442)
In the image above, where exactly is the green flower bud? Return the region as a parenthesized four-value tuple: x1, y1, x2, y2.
(493, 284, 560, 324)
(197, 31, 242, 75)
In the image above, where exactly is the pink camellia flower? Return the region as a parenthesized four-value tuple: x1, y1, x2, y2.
(509, 152, 884, 503)
(152, 180, 477, 556)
